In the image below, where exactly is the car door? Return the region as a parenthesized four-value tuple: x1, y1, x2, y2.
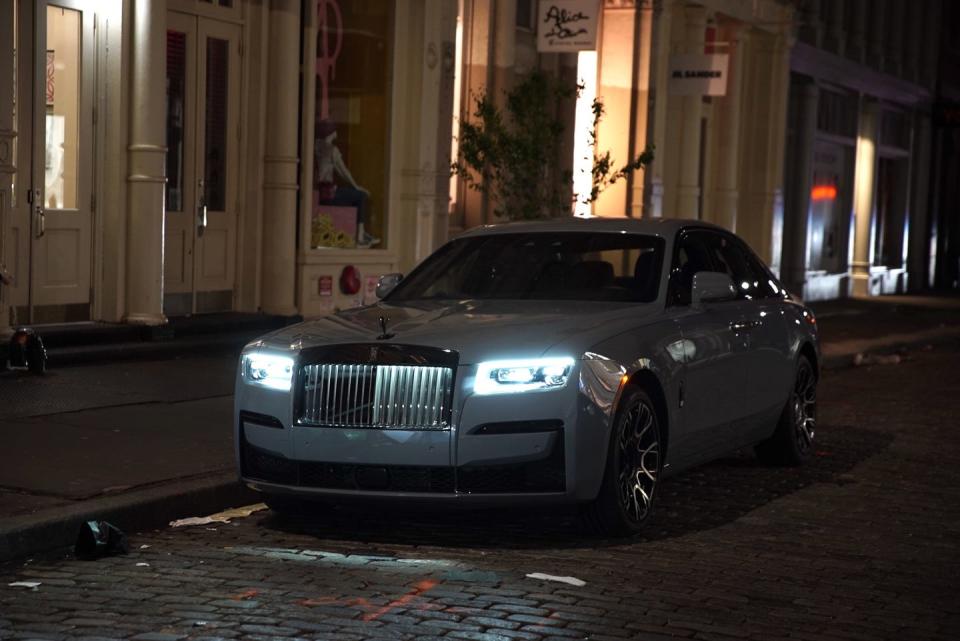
(667, 230, 751, 466)
(711, 235, 794, 444)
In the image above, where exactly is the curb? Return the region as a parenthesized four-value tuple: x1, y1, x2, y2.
(45, 332, 260, 368)
(0, 472, 257, 563)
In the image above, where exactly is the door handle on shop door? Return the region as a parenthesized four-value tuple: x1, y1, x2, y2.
(197, 179, 207, 238)
(34, 204, 45, 239)
(197, 202, 207, 237)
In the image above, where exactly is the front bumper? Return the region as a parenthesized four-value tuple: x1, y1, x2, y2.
(234, 352, 614, 505)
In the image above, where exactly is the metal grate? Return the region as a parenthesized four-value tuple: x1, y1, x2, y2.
(300, 364, 453, 429)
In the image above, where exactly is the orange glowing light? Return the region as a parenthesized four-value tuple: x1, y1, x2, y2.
(810, 185, 837, 201)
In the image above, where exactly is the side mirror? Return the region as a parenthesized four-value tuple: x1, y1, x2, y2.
(376, 273, 403, 299)
(691, 271, 736, 307)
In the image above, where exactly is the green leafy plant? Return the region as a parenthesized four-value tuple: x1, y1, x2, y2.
(452, 71, 654, 220)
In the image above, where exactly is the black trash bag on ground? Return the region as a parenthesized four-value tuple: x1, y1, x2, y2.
(7, 329, 47, 375)
(74, 520, 130, 560)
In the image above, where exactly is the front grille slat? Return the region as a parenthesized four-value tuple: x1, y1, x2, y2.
(300, 362, 453, 430)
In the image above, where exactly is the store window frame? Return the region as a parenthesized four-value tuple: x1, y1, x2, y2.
(302, 0, 396, 255)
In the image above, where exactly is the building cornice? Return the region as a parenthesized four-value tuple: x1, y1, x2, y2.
(792, 41, 933, 108)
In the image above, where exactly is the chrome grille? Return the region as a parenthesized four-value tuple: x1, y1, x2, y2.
(300, 364, 453, 429)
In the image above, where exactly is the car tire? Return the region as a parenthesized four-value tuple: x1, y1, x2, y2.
(755, 354, 817, 466)
(582, 386, 662, 537)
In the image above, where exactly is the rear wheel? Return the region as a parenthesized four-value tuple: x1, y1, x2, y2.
(582, 386, 661, 537)
(755, 355, 817, 466)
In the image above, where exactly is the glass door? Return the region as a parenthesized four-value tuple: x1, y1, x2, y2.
(10, 0, 95, 324)
(164, 12, 240, 316)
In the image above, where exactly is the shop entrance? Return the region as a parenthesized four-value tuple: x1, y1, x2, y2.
(9, 1, 95, 324)
(163, 12, 241, 316)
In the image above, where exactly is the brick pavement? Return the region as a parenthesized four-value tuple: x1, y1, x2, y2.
(2, 343, 960, 640)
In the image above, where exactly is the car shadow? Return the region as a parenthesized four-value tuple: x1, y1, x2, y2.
(262, 423, 892, 551)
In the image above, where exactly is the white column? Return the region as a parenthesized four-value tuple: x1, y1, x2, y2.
(630, 1, 654, 218)
(643, 0, 675, 218)
(0, 0, 14, 334)
(414, 0, 458, 261)
(596, 2, 639, 217)
(260, 0, 301, 316)
(851, 99, 879, 297)
(675, 5, 706, 218)
(711, 23, 746, 232)
(125, 0, 167, 325)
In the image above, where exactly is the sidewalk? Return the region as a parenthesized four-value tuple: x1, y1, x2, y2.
(1, 293, 959, 562)
(811, 293, 960, 367)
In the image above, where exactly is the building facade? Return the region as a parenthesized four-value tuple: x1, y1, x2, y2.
(780, 0, 941, 300)
(452, 0, 794, 275)
(0, 0, 456, 334)
(0, 0, 953, 338)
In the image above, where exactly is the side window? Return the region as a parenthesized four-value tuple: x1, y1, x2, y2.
(669, 232, 718, 306)
(744, 249, 784, 299)
(704, 234, 773, 300)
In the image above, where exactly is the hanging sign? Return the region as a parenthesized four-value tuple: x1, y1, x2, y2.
(668, 54, 729, 96)
(536, 0, 600, 52)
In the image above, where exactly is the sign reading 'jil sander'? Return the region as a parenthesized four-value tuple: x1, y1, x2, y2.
(536, 0, 600, 52)
(668, 54, 730, 96)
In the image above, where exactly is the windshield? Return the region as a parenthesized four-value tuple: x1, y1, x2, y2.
(387, 232, 665, 303)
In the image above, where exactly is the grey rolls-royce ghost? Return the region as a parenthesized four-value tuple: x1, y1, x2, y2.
(235, 218, 820, 535)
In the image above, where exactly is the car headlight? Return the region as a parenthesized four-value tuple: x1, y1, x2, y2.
(242, 353, 295, 391)
(474, 357, 574, 395)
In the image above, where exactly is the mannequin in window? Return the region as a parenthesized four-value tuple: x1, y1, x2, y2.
(314, 119, 380, 248)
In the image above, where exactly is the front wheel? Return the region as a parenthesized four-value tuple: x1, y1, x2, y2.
(582, 386, 662, 537)
(755, 355, 817, 466)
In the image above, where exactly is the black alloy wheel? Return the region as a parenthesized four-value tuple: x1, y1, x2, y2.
(756, 354, 817, 466)
(583, 386, 662, 536)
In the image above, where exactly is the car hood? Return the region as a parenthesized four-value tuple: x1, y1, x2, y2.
(256, 299, 662, 365)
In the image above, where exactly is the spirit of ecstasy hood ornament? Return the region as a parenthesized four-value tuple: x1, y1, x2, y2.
(376, 315, 395, 341)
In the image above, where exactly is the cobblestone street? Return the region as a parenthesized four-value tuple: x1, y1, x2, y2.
(2, 343, 959, 641)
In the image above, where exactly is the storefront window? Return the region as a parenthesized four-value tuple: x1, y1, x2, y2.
(166, 31, 186, 213)
(816, 89, 857, 139)
(45, 5, 81, 211)
(311, 0, 393, 250)
(808, 140, 854, 273)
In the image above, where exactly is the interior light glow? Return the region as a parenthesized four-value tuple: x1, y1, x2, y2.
(810, 185, 837, 201)
(242, 353, 295, 391)
(475, 357, 575, 395)
(572, 50, 598, 218)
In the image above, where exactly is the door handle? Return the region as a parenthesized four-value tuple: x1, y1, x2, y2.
(34, 204, 45, 239)
(197, 202, 207, 237)
(197, 180, 207, 238)
(729, 320, 761, 332)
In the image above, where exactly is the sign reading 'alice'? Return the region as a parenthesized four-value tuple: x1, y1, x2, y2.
(536, 0, 600, 52)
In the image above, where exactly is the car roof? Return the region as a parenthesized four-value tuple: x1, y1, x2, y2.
(456, 216, 726, 240)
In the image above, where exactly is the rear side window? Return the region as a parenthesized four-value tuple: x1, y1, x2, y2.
(704, 235, 780, 300)
(668, 231, 721, 306)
